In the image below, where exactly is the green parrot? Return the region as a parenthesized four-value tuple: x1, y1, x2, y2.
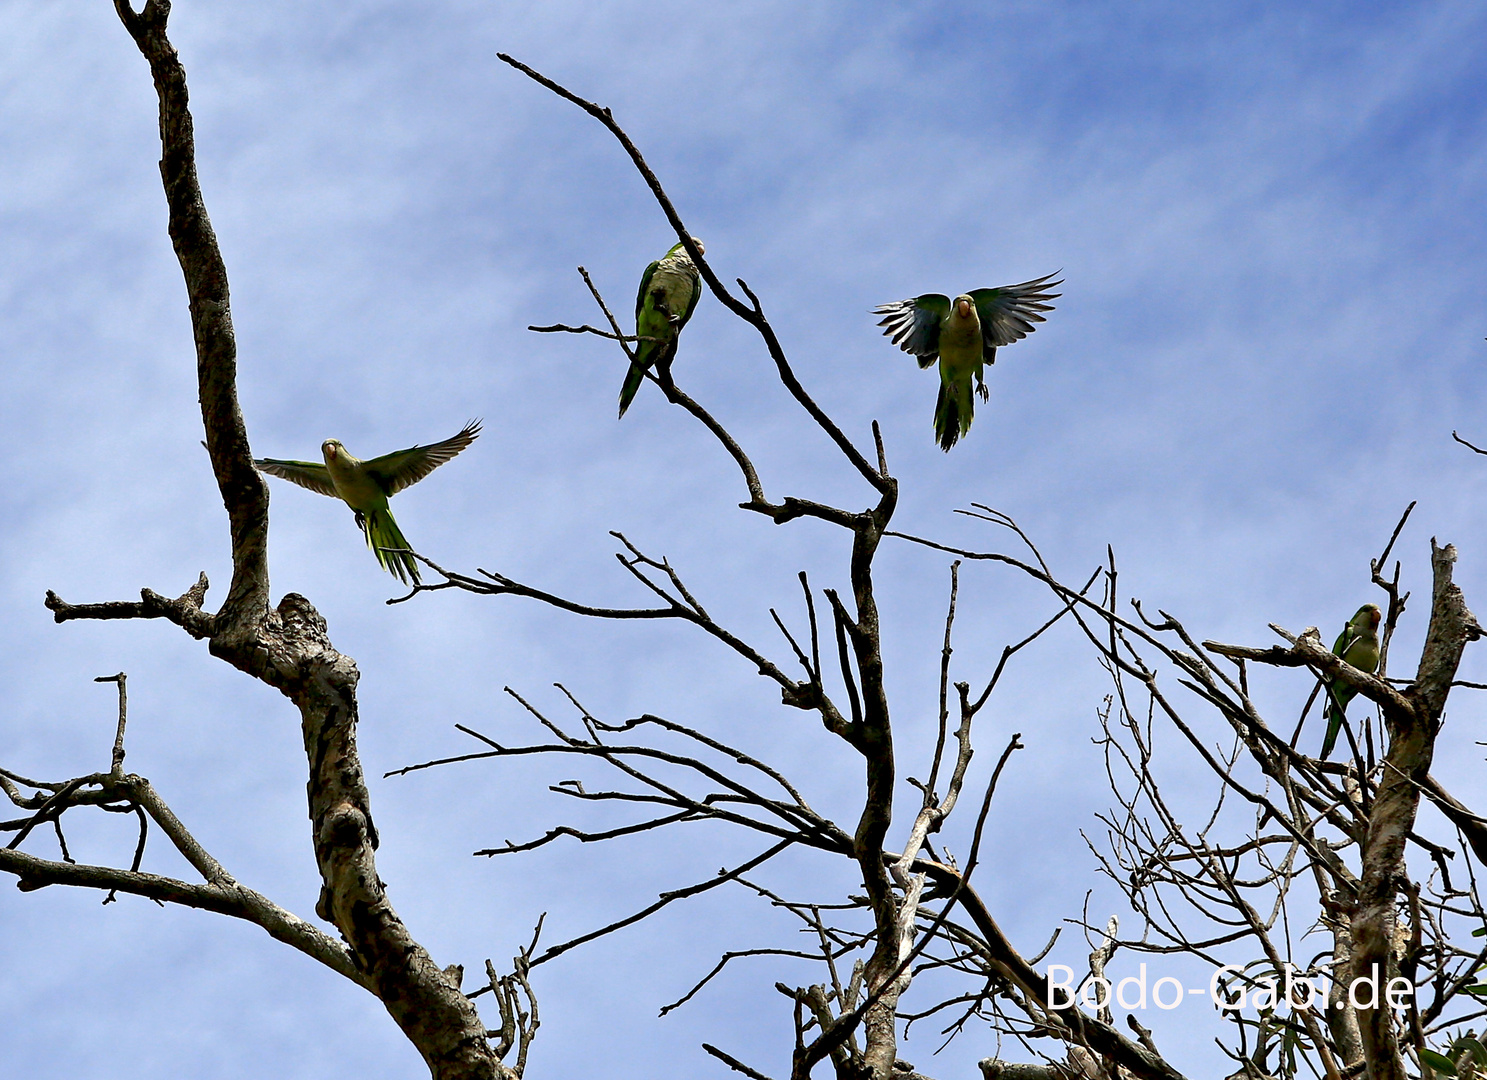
(254, 420, 481, 585)
(874, 273, 1061, 450)
(1320, 602, 1382, 760)
(618, 238, 705, 418)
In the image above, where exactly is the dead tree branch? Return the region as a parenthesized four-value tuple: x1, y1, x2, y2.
(6, 6, 525, 1077)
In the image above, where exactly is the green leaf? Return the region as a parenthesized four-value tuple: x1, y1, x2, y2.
(1421, 1048, 1458, 1077)
(1449, 1036, 1487, 1066)
(1472, 926, 1486, 937)
(1462, 985, 1487, 997)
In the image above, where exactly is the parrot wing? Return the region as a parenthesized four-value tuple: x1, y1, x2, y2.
(968, 273, 1062, 361)
(675, 264, 703, 330)
(254, 458, 338, 498)
(363, 419, 482, 496)
(1333, 605, 1382, 666)
(634, 260, 661, 320)
(874, 293, 950, 369)
(1320, 605, 1381, 759)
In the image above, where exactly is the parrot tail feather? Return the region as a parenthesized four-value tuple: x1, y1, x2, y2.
(618, 339, 678, 418)
(618, 360, 648, 418)
(363, 507, 420, 585)
(1319, 707, 1339, 761)
(933, 380, 975, 452)
(1319, 689, 1354, 761)
(934, 383, 957, 451)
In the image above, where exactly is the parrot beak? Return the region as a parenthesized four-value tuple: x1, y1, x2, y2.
(956, 298, 973, 318)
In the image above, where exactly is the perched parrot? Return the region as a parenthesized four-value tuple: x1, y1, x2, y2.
(254, 420, 481, 585)
(874, 273, 1061, 450)
(1320, 602, 1382, 760)
(618, 238, 705, 418)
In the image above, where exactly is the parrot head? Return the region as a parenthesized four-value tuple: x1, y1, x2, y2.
(1359, 603, 1382, 630)
(954, 295, 975, 319)
(667, 238, 705, 259)
(322, 439, 342, 461)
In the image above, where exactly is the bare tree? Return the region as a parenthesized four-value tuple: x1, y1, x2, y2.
(392, 58, 1487, 1080)
(1, 6, 531, 1079)
(6, 10, 1485, 1080)
(891, 504, 1487, 1080)
(385, 57, 1195, 1080)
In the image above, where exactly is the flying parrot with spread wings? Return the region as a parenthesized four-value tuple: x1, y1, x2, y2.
(618, 239, 704, 418)
(1320, 602, 1382, 760)
(874, 273, 1061, 450)
(254, 420, 480, 585)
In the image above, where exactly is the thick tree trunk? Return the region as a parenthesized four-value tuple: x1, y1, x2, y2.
(108, 5, 509, 1076)
(1350, 542, 1477, 1080)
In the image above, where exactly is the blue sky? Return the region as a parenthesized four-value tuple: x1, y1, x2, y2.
(3, 2, 1486, 1077)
